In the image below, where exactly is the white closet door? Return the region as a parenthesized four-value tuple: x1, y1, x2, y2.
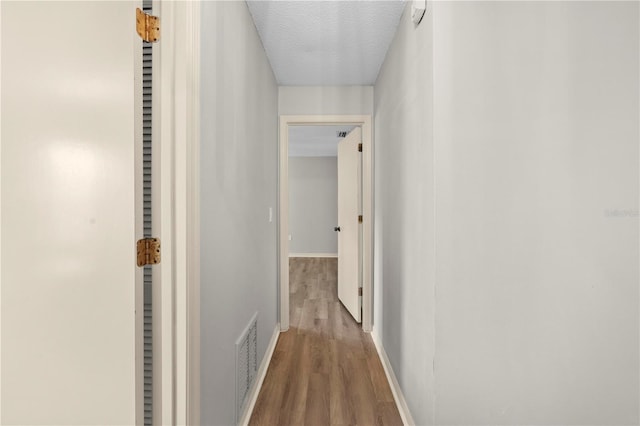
(1, 2, 138, 424)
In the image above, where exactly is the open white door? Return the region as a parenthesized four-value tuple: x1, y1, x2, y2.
(2, 2, 141, 424)
(337, 127, 362, 323)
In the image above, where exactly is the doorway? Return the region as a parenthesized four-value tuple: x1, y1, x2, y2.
(279, 115, 373, 332)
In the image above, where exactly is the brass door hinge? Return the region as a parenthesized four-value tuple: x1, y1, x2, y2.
(137, 238, 161, 267)
(136, 8, 160, 43)
(358, 287, 363, 296)
(358, 143, 363, 152)
(358, 215, 363, 223)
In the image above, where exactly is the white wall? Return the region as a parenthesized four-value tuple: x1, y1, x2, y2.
(279, 86, 373, 115)
(373, 3, 435, 424)
(375, 1, 639, 425)
(199, 2, 278, 425)
(289, 156, 338, 255)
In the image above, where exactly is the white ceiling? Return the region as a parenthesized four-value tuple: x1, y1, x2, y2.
(246, 0, 406, 86)
(289, 125, 356, 157)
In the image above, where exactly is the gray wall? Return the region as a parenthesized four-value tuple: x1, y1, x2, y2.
(374, 3, 435, 424)
(200, 2, 278, 425)
(432, 2, 638, 424)
(375, 1, 639, 425)
(279, 86, 374, 115)
(289, 156, 338, 255)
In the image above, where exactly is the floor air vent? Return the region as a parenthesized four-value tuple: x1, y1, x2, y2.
(236, 312, 258, 423)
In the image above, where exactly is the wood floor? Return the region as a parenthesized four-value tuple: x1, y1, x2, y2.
(249, 257, 403, 426)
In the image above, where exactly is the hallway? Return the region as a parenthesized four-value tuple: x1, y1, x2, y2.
(2, 1, 638, 424)
(249, 258, 402, 425)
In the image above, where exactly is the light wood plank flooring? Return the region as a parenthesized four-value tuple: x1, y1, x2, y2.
(249, 257, 403, 426)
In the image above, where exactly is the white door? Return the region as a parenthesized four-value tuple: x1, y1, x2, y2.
(2, 2, 140, 424)
(337, 127, 362, 323)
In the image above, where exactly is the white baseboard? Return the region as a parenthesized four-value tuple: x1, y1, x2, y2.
(289, 253, 338, 258)
(371, 331, 416, 426)
(238, 323, 280, 426)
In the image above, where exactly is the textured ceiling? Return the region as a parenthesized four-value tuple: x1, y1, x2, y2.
(289, 125, 356, 157)
(246, 0, 406, 86)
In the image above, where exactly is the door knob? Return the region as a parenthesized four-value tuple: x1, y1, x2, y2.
(334, 226, 341, 232)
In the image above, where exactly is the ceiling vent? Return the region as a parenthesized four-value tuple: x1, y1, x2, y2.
(337, 131, 348, 138)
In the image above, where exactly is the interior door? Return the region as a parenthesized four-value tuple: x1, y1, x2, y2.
(2, 2, 140, 424)
(337, 127, 362, 322)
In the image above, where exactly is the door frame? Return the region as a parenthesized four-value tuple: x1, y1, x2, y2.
(146, 1, 201, 425)
(279, 115, 373, 332)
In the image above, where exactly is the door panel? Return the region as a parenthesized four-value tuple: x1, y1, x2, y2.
(1, 2, 137, 424)
(337, 127, 361, 322)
